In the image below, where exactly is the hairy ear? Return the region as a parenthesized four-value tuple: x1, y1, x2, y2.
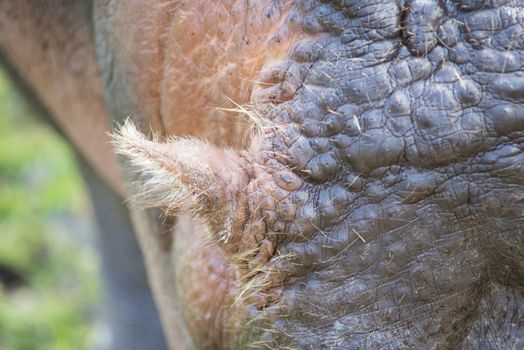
(112, 120, 248, 242)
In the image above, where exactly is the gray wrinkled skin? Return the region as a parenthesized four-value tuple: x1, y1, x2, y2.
(93, 1, 524, 349)
(238, 1, 524, 348)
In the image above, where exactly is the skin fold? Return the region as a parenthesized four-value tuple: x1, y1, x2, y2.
(1, 0, 524, 349)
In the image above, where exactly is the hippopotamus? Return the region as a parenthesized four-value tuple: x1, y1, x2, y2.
(0, 0, 523, 349)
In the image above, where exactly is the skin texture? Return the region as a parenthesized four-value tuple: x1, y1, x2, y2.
(1, 0, 523, 349)
(103, 1, 524, 349)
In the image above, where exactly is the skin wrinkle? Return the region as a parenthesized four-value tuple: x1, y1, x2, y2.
(231, 1, 524, 348)
(154, 1, 177, 136)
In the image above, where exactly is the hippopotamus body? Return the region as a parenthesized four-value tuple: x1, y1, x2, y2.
(0, 1, 523, 349)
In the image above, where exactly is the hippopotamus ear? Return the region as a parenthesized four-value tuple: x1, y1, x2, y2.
(112, 120, 249, 242)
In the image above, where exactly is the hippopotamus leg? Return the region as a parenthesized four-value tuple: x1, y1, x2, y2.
(0, 48, 168, 350)
(78, 159, 168, 350)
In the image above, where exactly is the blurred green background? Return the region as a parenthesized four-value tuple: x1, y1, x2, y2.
(0, 68, 101, 349)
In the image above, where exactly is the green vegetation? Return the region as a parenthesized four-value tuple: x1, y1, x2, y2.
(0, 69, 100, 349)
